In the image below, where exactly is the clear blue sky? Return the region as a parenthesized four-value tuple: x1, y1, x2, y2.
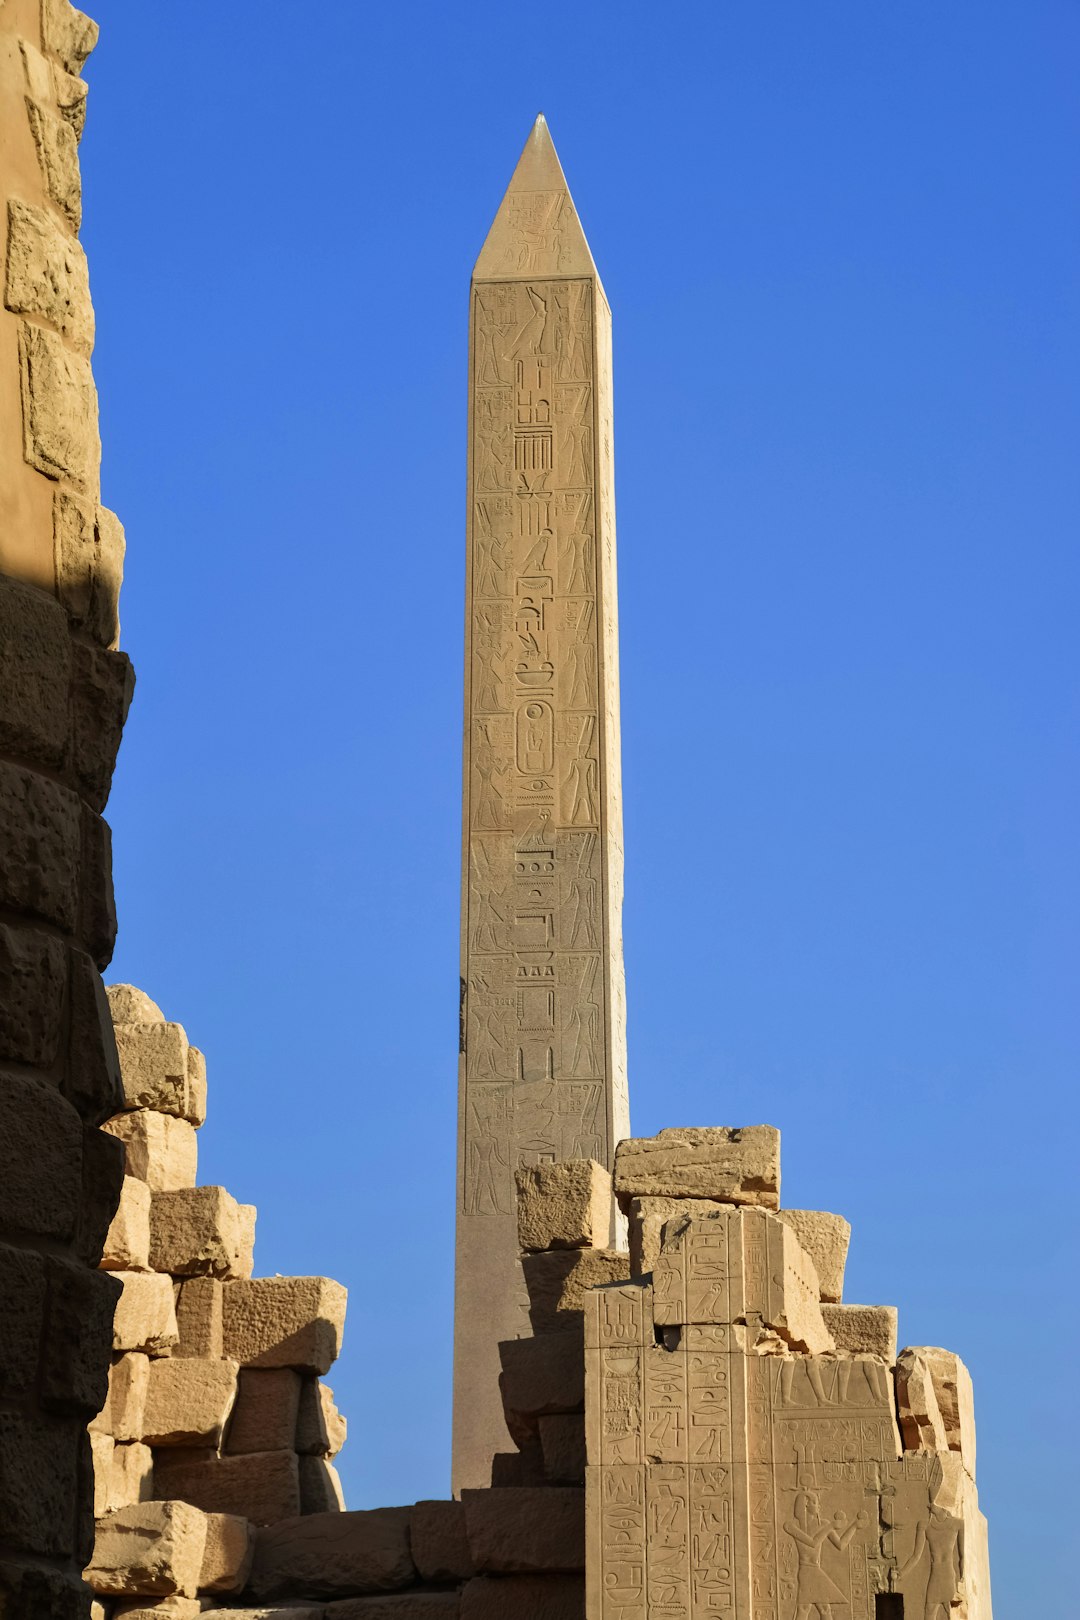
(84, 3, 1076, 1608)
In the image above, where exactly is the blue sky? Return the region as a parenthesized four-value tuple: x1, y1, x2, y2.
(84, 3, 1077, 1608)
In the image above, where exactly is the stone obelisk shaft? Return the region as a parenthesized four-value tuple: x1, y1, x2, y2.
(454, 118, 629, 1492)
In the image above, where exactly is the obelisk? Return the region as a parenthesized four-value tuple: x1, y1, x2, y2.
(454, 116, 630, 1491)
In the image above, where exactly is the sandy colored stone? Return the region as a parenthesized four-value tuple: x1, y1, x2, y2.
(174, 1276, 223, 1359)
(186, 1045, 208, 1127)
(25, 100, 82, 231)
(901, 1345, 977, 1477)
(896, 1346, 949, 1454)
(248, 1508, 415, 1599)
(101, 1175, 151, 1270)
(107, 985, 165, 1024)
(113, 1600, 203, 1620)
(225, 1368, 302, 1455)
(625, 1194, 729, 1275)
(54, 493, 125, 647)
(299, 1455, 345, 1514)
(201, 1611, 323, 1620)
(152, 1449, 301, 1527)
(101, 1110, 198, 1192)
(462, 1487, 585, 1574)
(4, 198, 93, 352)
(460, 1576, 584, 1620)
(776, 1208, 851, 1302)
(41, 0, 100, 74)
(113, 1021, 190, 1118)
(19, 316, 97, 487)
(199, 1511, 254, 1594)
(149, 1186, 250, 1279)
(499, 1327, 584, 1419)
(142, 1357, 239, 1446)
(516, 1159, 613, 1252)
(91, 1351, 149, 1440)
(234, 1203, 256, 1279)
(538, 1413, 586, 1484)
(521, 1248, 630, 1333)
(112, 1272, 178, 1356)
(222, 1278, 347, 1374)
(614, 1125, 780, 1208)
(91, 1433, 153, 1515)
(821, 1302, 898, 1362)
(86, 1500, 208, 1597)
(410, 1499, 474, 1582)
(296, 1378, 347, 1456)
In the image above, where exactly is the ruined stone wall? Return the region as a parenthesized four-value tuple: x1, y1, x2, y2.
(0, 3, 135, 1614)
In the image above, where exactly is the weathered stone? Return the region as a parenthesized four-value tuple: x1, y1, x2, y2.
(0, 1559, 97, 1620)
(92, 1434, 153, 1515)
(614, 1125, 780, 1208)
(142, 1357, 239, 1446)
(102, 1175, 151, 1270)
(90, 1352, 149, 1441)
(327, 1600, 461, 1619)
(25, 101, 82, 231)
(101, 1110, 198, 1192)
(148, 1186, 250, 1279)
(222, 1278, 347, 1374)
(625, 1194, 729, 1276)
(462, 1487, 585, 1573)
(248, 1508, 415, 1599)
(516, 1159, 613, 1252)
(522, 1248, 630, 1333)
(296, 1378, 347, 1457)
(0, 922, 66, 1066)
(0, 1410, 80, 1556)
(54, 493, 124, 648)
(107, 984, 164, 1025)
(0, 1070, 83, 1240)
(86, 1500, 208, 1598)
(0, 574, 70, 770)
(186, 1045, 208, 1127)
(112, 1272, 178, 1356)
(0, 761, 80, 931)
(66, 949, 125, 1125)
(40, 1258, 119, 1416)
(410, 1499, 474, 1582)
(201, 1611, 323, 1620)
(152, 1449, 300, 1527)
(226, 1369, 302, 1455)
(776, 1208, 851, 1302)
(821, 1302, 898, 1362)
(199, 1511, 254, 1594)
(896, 1346, 949, 1454)
(76, 1122, 127, 1265)
(79, 801, 116, 968)
(234, 1202, 256, 1278)
(538, 1413, 586, 1484)
(0, 1243, 47, 1396)
(460, 1576, 584, 1620)
(113, 1021, 188, 1116)
(4, 198, 93, 352)
(174, 1277, 223, 1359)
(113, 1601, 203, 1620)
(19, 319, 98, 489)
(41, 0, 100, 74)
(900, 1345, 977, 1476)
(299, 1456, 345, 1514)
(499, 1326, 584, 1419)
(68, 641, 134, 812)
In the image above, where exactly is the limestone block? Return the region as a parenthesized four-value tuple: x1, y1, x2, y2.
(25, 100, 82, 231)
(0, 575, 70, 772)
(299, 1456, 346, 1514)
(462, 1487, 585, 1573)
(901, 1346, 977, 1476)
(175, 1277, 223, 1359)
(460, 1576, 584, 1620)
(222, 1278, 347, 1374)
(112, 1272, 179, 1356)
(248, 1508, 415, 1599)
(149, 1187, 250, 1279)
(613, 1125, 780, 1207)
(327, 1600, 462, 1619)
(113, 1601, 203, 1620)
(87, 1501, 207, 1598)
(226, 1369, 302, 1455)
(40, 1257, 119, 1416)
(296, 1379, 347, 1456)
(822, 1303, 898, 1362)
(91, 1352, 149, 1441)
(54, 493, 124, 648)
(186, 1045, 208, 1128)
(114, 1021, 190, 1118)
(41, 0, 100, 74)
(0, 922, 66, 1067)
(92, 1434, 153, 1516)
(199, 1511, 254, 1594)
(0, 762, 81, 932)
(101, 1111, 198, 1192)
(776, 1208, 851, 1302)
(152, 1449, 301, 1527)
(538, 1413, 586, 1484)
(521, 1249, 630, 1334)
(4, 199, 93, 352)
(142, 1358, 239, 1446)
(102, 1175, 152, 1270)
(895, 1347, 949, 1454)
(625, 1194, 729, 1276)
(108, 985, 165, 1025)
(516, 1158, 612, 1251)
(410, 1499, 474, 1581)
(499, 1327, 584, 1419)
(0, 1071, 83, 1241)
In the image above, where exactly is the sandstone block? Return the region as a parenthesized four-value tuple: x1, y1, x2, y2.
(901, 1346, 977, 1476)
(4, 198, 93, 352)
(108, 985, 165, 1024)
(41, 0, 100, 74)
(462, 1487, 585, 1573)
(235, 1202, 257, 1278)
(40, 1257, 119, 1416)
(201, 1611, 324, 1620)
(248, 1508, 415, 1599)
(460, 1576, 584, 1620)
(54, 493, 124, 648)
(149, 1187, 250, 1279)
(538, 1413, 586, 1484)
(0, 1560, 98, 1620)
(186, 1045, 208, 1127)
(199, 1511, 254, 1594)
(65, 949, 125, 1125)
(625, 1194, 729, 1275)
(91, 1352, 149, 1442)
(92, 1434, 153, 1516)
(0, 575, 70, 771)
(896, 1347, 949, 1454)
(613, 1125, 780, 1207)
(25, 100, 82, 231)
(0, 1243, 47, 1395)
(776, 1208, 851, 1302)
(296, 1379, 347, 1456)
(112, 1272, 178, 1356)
(102, 1175, 152, 1270)
(101, 1111, 198, 1192)
(0, 1070, 83, 1241)
(499, 1327, 584, 1419)
(821, 1303, 898, 1362)
(114, 1021, 190, 1118)
(86, 1501, 208, 1598)
(516, 1159, 612, 1251)
(175, 1277, 223, 1359)
(410, 1499, 474, 1581)
(222, 1278, 347, 1374)
(79, 801, 117, 969)
(142, 1357, 239, 1446)
(0, 1410, 80, 1557)
(19, 319, 98, 490)
(113, 1601, 202, 1620)
(91, 1431, 114, 1516)
(327, 1600, 461, 1619)
(299, 1456, 346, 1514)
(0, 761, 80, 932)
(0, 923, 66, 1068)
(68, 640, 134, 812)
(76, 1122, 126, 1267)
(226, 1369, 302, 1454)
(522, 1247, 630, 1333)
(152, 1449, 300, 1527)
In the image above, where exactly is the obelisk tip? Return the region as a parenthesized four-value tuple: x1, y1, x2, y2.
(473, 114, 598, 281)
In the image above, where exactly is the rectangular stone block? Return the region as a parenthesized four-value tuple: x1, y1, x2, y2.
(201, 1611, 324, 1620)
(0, 1071, 83, 1241)
(462, 1487, 584, 1574)
(222, 1278, 347, 1374)
(899, 1345, 977, 1477)
(460, 1576, 584, 1620)
(54, 491, 124, 649)
(40, 1258, 119, 1417)
(149, 1186, 250, 1279)
(516, 1159, 613, 1252)
(4, 198, 93, 353)
(41, 0, 100, 73)
(101, 1110, 197, 1192)
(226, 1369, 302, 1454)
(113, 1021, 190, 1117)
(521, 1249, 630, 1334)
(248, 1509, 415, 1599)
(299, 1456, 345, 1514)
(538, 1414, 586, 1484)
(25, 100, 82, 232)
(152, 1449, 301, 1528)
(0, 1243, 47, 1395)
(327, 1600, 462, 1619)
(410, 1499, 474, 1582)
(0, 922, 66, 1067)
(0, 1410, 80, 1557)
(776, 1208, 851, 1302)
(235, 1202, 257, 1278)
(91, 1352, 149, 1441)
(68, 640, 135, 814)
(102, 1175, 151, 1270)
(18, 319, 98, 487)
(296, 1378, 347, 1457)
(186, 1045, 208, 1127)
(499, 1327, 585, 1419)
(625, 1194, 730, 1275)
(86, 1500, 208, 1598)
(113, 1600, 203, 1620)
(896, 1347, 949, 1454)
(142, 1357, 239, 1446)
(199, 1511, 254, 1594)
(174, 1277, 223, 1359)
(92, 1433, 153, 1516)
(0, 762, 81, 933)
(822, 1302, 898, 1362)
(112, 1272, 178, 1356)
(614, 1125, 780, 1207)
